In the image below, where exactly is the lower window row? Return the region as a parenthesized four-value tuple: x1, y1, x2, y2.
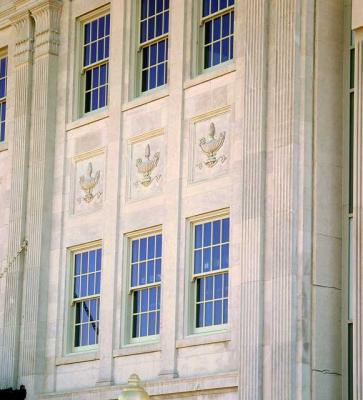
(70, 211, 230, 351)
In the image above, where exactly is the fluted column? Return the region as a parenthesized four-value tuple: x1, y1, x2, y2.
(0, 11, 33, 389)
(263, 0, 308, 398)
(17, 1, 62, 395)
(353, 27, 363, 400)
(237, 0, 268, 398)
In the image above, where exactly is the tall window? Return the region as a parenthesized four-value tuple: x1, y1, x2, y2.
(71, 247, 102, 349)
(139, 0, 169, 93)
(82, 14, 110, 114)
(0, 55, 7, 143)
(129, 232, 162, 340)
(201, 0, 234, 70)
(192, 215, 229, 330)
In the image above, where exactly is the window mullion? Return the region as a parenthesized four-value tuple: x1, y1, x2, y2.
(200, 5, 234, 25)
(138, 33, 168, 51)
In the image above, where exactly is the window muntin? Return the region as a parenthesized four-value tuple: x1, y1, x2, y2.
(72, 248, 102, 349)
(192, 216, 229, 329)
(139, 0, 169, 93)
(0, 56, 7, 143)
(129, 233, 162, 340)
(82, 14, 110, 114)
(201, 0, 234, 70)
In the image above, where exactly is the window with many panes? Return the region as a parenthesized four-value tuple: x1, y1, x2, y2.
(71, 247, 102, 350)
(129, 232, 162, 341)
(0, 55, 7, 143)
(82, 13, 110, 114)
(191, 215, 229, 331)
(139, 0, 169, 93)
(200, 0, 234, 70)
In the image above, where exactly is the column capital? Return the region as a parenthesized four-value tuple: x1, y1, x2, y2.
(10, 11, 33, 66)
(30, 0, 62, 57)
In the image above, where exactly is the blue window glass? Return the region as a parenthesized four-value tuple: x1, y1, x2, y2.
(83, 14, 110, 113)
(0, 56, 7, 143)
(140, 0, 169, 92)
(130, 233, 162, 338)
(202, 0, 234, 69)
(73, 247, 102, 348)
(193, 217, 229, 328)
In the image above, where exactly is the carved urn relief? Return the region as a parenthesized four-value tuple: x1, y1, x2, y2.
(198, 122, 227, 169)
(190, 108, 231, 183)
(135, 144, 161, 187)
(78, 162, 102, 203)
(128, 130, 164, 201)
(71, 149, 105, 214)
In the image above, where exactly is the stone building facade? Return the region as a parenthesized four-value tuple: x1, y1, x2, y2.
(0, 0, 362, 399)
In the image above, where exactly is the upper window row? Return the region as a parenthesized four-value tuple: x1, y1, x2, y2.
(79, 0, 235, 116)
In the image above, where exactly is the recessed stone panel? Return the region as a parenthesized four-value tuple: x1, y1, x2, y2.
(70, 148, 105, 215)
(127, 129, 164, 201)
(189, 107, 231, 184)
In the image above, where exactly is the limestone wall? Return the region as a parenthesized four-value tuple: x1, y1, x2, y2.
(0, 0, 352, 399)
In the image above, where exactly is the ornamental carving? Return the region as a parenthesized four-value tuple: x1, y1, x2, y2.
(189, 108, 230, 184)
(197, 122, 226, 169)
(77, 162, 102, 204)
(135, 144, 161, 187)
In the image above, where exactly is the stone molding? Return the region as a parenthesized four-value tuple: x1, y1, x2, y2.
(38, 371, 238, 400)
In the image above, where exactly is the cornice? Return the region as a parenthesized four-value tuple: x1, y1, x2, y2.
(0, 3, 15, 30)
(0, 0, 63, 30)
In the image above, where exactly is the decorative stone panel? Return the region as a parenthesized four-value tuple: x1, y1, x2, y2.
(70, 148, 105, 215)
(189, 106, 231, 184)
(127, 129, 164, 201)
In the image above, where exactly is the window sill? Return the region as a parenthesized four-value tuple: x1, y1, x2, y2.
(122, 88, 169, 112)
(176, 331, 230, 349)
(113, 342, 161, 357)
(0, 141, 8, 152)
(55, 351, 99, 366)
(66, 109, 109, 132)
(184, 63, 236, 90)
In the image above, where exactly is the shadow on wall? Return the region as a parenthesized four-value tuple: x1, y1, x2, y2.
(0, 385, 26, 399)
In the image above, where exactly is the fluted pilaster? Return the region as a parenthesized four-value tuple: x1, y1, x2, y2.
(239, 0, 268, 399)
(264, 0, 300, 398)
(17, 0, 62, 395)
(353, 28, 363, 400)
(0, 11, 33, 389)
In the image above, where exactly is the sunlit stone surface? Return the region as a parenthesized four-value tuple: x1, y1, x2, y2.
(0, 0, 361, 399)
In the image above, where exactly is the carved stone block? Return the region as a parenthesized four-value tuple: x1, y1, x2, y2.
(71, 149, 105, 215)
(189, 107, 231, 183)
(128, 129, 164, 201)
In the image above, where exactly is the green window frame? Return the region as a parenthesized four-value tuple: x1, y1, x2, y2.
(70, 244, 102, 352)
(189, 211, 230, 334)
(126, 228, 162, 344)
